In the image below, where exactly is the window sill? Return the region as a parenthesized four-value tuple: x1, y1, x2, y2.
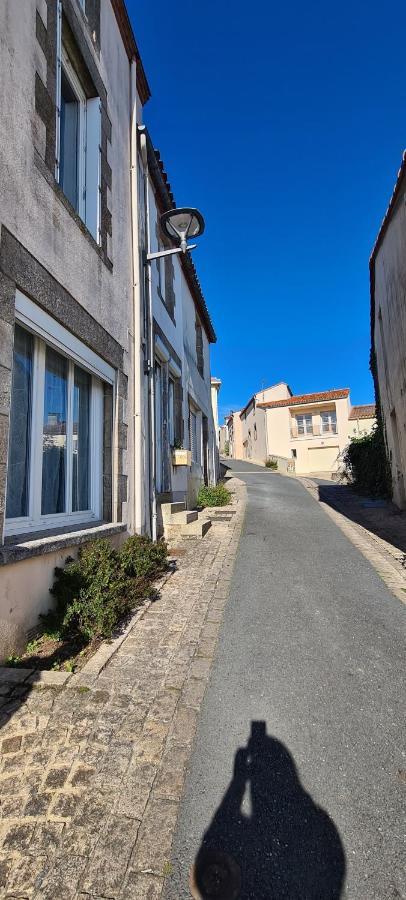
(0, 522, 126, 567)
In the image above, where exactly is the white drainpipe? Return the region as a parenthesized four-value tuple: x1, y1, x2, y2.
(130, 62, 144, 534)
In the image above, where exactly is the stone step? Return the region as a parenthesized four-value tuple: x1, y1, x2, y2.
(160, 501, 186, 523)
(164, 517, 212, 540)
(170, 510, 199, 525)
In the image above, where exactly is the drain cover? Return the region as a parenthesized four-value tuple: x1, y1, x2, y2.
(190, 850, 241, 900)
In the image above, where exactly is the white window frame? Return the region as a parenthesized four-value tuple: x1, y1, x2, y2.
(296, 413, 313, 435)
(5, 293, 114, 537)
(55, 1, 101, 243)
(320, 409, 337, 434)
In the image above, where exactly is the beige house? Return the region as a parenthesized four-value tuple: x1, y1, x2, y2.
(226, 411, 243, 460)
(239, 383, 292, 464)
(228, 385, 375, 476)
(348, 405, 376, 438)
(370, 150, 406, 508)
(257, 389, 355, 475)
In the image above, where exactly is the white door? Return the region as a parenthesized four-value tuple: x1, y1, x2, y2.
(155, 361, 163, 492)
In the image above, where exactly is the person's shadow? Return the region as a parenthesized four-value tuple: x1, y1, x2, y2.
(191, 722, 346, 899)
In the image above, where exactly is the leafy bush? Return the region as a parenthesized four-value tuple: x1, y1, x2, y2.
(265, 457, 278, 470)
(120, 534, 168, 579)
(197, 483, 231, 507)
(46, 535, 168, 643)
(342, 426, 392, 498)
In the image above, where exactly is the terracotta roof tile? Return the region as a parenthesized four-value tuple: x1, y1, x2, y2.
(257, 389, 350, 410)
(349, 404, 376, 420)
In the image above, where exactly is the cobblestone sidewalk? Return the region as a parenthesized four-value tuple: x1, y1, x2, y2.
(0, 478, 246, 899)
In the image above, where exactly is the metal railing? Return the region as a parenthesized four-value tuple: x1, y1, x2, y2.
(290, 424, 337, 439)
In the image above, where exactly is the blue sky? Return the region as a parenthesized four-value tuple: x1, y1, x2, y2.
(128, 0, 406, 420)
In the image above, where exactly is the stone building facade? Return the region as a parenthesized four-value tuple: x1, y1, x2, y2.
(370, 151, 406, 508)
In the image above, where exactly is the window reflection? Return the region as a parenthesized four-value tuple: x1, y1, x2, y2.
(41, 346, 67, 515)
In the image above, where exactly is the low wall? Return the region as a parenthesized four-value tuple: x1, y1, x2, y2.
(0, 528, 125, 662)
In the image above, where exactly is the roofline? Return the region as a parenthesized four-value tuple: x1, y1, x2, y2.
(239, 382, 293, 418)
(257, 389, 350, 410)
(142, 128, 216, 344)
(348, 405, 376, 420)
(370, 151, 406, 268)
(110, 0, 151, 105)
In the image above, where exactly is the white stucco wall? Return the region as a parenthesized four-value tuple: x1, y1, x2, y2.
(373, 186, 406, 508)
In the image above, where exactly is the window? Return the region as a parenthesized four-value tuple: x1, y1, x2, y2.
(320, 410, 337, 434)
(5, 293, 113, 536)
(296, 413, 313, 435)
(56, 5, 101, 241)
(291, 449, 297, 458)
(168, 377, 175, 446)
(155, 222, 175, 318)
(195, 319, 204, 377)
(254, 423, 257, 440)
(190, 411, 197, 462)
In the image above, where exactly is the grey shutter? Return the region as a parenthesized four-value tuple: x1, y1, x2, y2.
(164, 254, 175, 318)
(196, 320, 204, 377)
(174, 379, 183, 445)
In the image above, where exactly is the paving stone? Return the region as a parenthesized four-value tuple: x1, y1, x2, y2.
(50, 791, 81, 819)
(130, 798, 178, 874)
(114, 761, 157, 819)
(119, 871, 164, 899)
(44, 766, 70, 789)
(1, 734, 22, 754)
(24, 791, 51, 817)
(2, 822, 35, 850)
(5, 851, 47, 895)
(80, 815, 140, 896)
(33, 853, 87, 899)
(30, 821, 65, 853)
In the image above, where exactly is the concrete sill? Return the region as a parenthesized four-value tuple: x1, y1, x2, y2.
(0, 523, 126, 567)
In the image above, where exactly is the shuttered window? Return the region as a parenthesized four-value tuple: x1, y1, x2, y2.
(190, 411, 197, 462)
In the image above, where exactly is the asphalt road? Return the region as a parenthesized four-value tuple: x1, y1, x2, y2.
(165, 460, 406, 900)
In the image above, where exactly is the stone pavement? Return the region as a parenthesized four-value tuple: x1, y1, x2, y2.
(0, 477, 246, 899)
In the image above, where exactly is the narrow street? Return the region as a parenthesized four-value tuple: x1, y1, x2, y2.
(166, 460, 406, 899)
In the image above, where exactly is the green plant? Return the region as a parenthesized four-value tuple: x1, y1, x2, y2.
(224, 440, 230, 457)
(46, 535, 169, 646)
(265, 457, 278, 470)
(25, 639, 41, 655)
(197, 483, 232, 507)
(342, 426, 392, 498)
(120, 534, 168, 580)
(5, 653, 21, 667)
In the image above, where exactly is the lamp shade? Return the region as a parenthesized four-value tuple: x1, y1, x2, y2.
(160, 207, 205, 249)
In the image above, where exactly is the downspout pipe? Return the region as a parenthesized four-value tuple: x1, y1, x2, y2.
(130, 62, 143, 534)
(138, 125, 157, 541)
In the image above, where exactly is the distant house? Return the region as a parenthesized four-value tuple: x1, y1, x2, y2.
(348, 405, 376, 437)
(370, 151, 406, 509)
(228, 385, 375, 476)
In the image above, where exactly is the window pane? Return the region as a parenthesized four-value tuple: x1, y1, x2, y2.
(6, 325, 33, 518)
(60, 68, 79, 211)
(42, 347, 67, 515)
(168, 379, 174, 446)
(72, 366, 91, 511)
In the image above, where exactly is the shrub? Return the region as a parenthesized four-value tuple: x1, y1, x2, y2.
(120, 534, 168, 579)
(197, 483, 231, 507)
(341, 426, 392, 498)
(47, 535, 168, 643)
(265, 457, 278, 470)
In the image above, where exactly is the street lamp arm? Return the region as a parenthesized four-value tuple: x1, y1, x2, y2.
(146, 244, 197, 262)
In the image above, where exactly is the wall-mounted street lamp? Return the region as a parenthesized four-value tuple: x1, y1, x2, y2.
(146, 207, 205, 261)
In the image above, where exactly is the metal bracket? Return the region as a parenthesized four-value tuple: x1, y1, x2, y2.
(146, 244, 197, 262)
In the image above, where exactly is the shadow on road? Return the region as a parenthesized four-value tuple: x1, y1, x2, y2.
(191, 721, 346, 899)
(315, 481, 406, 557)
